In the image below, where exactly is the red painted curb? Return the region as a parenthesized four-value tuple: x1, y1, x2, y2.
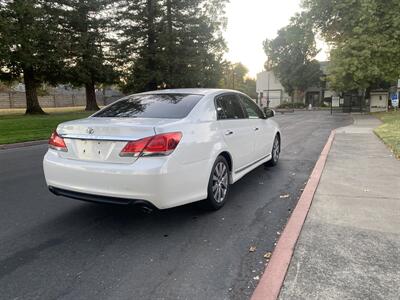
(251, 130, 336, 300)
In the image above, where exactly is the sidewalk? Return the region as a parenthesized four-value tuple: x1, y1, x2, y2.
(279, 115, 400, 299)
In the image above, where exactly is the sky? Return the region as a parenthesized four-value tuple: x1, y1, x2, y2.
(224, 0, 328, 78)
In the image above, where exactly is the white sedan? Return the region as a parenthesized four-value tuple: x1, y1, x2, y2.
(43, 89, 281, 210)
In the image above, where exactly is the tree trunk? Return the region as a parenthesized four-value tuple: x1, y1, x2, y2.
(145, 0, 157, 91)
(85, 82, 99, 111)
(166, 0, 173, 87)
(293, 89, 305, 103)
(23, 67, 45, 115)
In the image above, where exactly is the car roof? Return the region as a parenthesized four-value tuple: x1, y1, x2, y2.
(138, 88, 243, 96)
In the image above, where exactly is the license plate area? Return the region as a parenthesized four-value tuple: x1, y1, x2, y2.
(75, 139, 114, 161)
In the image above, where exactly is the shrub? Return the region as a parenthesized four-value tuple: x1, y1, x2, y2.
(277, 102, 305, 109)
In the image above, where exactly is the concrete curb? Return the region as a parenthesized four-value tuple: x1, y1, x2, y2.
(251, 130, 336, 300)
(0, 140, 48, 150)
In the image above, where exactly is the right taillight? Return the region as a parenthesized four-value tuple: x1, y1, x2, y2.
(49, 131, 68, 152)
(120, 132, 182, 157)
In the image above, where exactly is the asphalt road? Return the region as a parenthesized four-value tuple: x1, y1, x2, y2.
(0, 111, 352, 300)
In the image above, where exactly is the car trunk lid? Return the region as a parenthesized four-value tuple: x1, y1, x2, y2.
(56, 117, 177, 164)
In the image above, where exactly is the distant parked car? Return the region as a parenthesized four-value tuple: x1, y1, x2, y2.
(43, 89, 281, 210)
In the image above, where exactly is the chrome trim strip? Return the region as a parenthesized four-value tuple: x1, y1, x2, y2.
(234, 154, 271, 174)
(60, 134, 135, 141)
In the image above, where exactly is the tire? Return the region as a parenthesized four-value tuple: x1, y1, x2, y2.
(202, 156, 230, 210)
(267, 134, 280, 167)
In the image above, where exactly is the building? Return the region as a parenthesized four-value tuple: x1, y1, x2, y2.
(256, 61, 336, 108)
(256, 71, 290, 107)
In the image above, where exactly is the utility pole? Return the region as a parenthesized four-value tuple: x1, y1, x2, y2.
(232, 67, 235, 90)
(267, 71, 270, 108)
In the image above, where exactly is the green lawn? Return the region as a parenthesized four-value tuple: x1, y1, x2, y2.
(0, 110, 93, 144)
(373, 110, 400, 159)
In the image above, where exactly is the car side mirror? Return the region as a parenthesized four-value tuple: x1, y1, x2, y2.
(263, 108, 275, 118)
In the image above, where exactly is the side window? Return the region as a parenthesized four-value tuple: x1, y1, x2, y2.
(215, 94, 246, 120)
(239, 95, 265, 119)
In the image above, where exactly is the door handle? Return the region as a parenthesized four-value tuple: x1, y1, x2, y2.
(254, 127, 259, 131)
(225, 130, 234, 136)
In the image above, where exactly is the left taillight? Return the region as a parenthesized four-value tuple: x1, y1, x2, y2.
(49, 130, 68, 152)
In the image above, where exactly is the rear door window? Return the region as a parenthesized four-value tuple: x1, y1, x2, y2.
(93, 94, 203, 119)
(215, 94, 246, 120)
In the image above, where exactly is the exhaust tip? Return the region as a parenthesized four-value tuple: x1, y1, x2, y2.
(48, 186, 59, 196)
(132, 201, 156, 214)
(140, 206, 154, 214)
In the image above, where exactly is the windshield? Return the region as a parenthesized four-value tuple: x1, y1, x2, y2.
(93, 93, 203, 119)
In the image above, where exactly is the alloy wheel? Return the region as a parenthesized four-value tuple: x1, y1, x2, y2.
(212, 161, 228, 203)
(273, 137, 280, 163)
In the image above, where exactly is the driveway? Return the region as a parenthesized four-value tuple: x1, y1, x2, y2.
(0, 111, 352, 300)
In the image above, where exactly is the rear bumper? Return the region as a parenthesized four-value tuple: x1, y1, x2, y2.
(49, 186, 156, 208)
(43, 149, 209, 209)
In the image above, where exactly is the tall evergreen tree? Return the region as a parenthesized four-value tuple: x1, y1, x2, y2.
(117, 0, 227, 93)
(0, 0, 64, 114)
(117, 0, 161, 93)
(58, 0, 118, 111)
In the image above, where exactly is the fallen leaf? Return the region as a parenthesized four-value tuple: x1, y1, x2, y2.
(264, 252, 272, 259)
(280, 194, 290, 199)
(249, 246, 257, 252)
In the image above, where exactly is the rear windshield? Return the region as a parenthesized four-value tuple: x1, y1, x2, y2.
(93, 93, 203, 119)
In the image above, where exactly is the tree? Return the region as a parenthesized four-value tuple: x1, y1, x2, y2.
(0, 0, 64, 114)
(242, 78, 257, 99)
(218, 62, 257, 98)
(58, 0, 118, 111)
(117, 0, 227, 93)
(117, 0, 161, 93)
(263, 14, 322, 102)
(303, 0, 400, 92)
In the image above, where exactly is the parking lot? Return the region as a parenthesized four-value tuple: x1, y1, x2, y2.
(0, 111, 352, 300)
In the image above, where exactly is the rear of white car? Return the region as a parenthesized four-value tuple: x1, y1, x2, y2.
(43, 92, 213, 209)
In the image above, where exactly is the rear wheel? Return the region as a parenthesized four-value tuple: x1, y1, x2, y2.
(202, 156, 230, 210)
(267, 135, 280, 167)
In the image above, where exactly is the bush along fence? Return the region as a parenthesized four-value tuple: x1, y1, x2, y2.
(0, 90, 123, 109)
